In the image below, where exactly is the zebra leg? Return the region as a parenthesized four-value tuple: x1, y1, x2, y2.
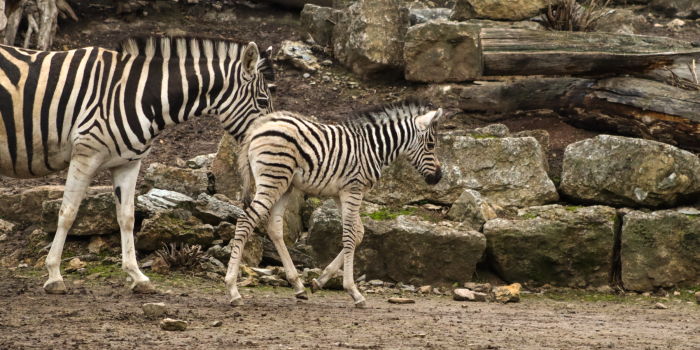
(265, 190, 307, 299)
(339, 191, 366, 308)
(44, 153, 103, 294)
(110, 160, 154, 294)
(311, 197, 347, 293)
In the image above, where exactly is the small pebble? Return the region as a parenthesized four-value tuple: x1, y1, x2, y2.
(303, 73, 310, 79)
(655, 302, 667, 309)
(160, 318, 188, 331)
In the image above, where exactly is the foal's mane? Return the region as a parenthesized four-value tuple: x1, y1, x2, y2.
(341, 97, 432, 128)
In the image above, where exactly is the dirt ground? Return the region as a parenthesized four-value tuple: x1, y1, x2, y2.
(2, 1, 700, 349)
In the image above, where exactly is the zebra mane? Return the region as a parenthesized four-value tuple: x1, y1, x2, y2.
(116, 35, 275, 81)
(341, 98, 432, 128)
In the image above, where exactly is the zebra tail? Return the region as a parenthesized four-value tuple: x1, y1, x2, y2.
(238, 139, 254, 208)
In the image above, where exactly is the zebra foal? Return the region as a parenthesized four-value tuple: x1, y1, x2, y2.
(225, 99, 443, 308)
(0, 35, 274, 294)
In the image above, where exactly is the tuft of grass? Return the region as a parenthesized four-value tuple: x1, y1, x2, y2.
(566, 206, 583, 212)
(541, 0, 611, 32)
(362, 207, 418, 221)
(521, 213, 538, 220)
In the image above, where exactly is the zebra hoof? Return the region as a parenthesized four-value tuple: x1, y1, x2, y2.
(131, 281, 156, 294)
(354, 300, 367, 309)
(311, 279, 322, 294)
(44, 280, 67, 294)
(230, 297, 245, 307)
(295, 291, 309, 300)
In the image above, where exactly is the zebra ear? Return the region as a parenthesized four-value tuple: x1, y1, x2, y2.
(242, 42, 260, 77)
(416, 108, 443, 131)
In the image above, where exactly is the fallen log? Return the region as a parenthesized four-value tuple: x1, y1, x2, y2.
(459, 77, 700, 150)
(481, 29, 700, 76)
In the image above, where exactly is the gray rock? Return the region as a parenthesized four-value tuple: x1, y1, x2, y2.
(211, 320, 223, 327)
(203, 9, 236, 23)
(300, 4, 341, 47)
(484, 205, 618, 287)
(560, 135, 700, 208)
(42, 191, 118, 236)
(215, 223, 264, 267)
(160, 318, 188, 331)
(409, 8, 452, 25)
(88, 235, 119, 254)
(142, 163, 213, 198)
(193, 193, 245, 226)
(512, 129, 550, 174)
(300, 198, 324, 231)
(136, 189, 197, 217)
(404, 21, 482, 83)
(365, 135, 557, 207)
(621, 210, 700, 292)
(0, 185, 79, 224)
(135, 209, 215, 251)
(259, 274, 290, 287)
(464, 282, 491, 293)
(446, 189, 497, 230)
(457, 18, 546, 30)
(471, 124, 509, 138)
(369, 279, 385, 286)
(0, 220, 15, 234)
(332, 0, 410, 75)
(401, 284, 416, 292)
(308, 206, 486, 286)
(452, 288, 487, 301)
(142, 303, 168, 317)
(596, 9, 646, 35)
(186, 154, 216, 169)
(451, 0, 548, 21)
(262, 239, 316, 269)
(275, 40, 321, 72)
(651, 0, 700, 19)
(251, 267, 273, 276)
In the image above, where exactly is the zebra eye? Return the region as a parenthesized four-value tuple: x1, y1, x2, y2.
(426, 142, 435, 151)
(257, 98, 269, 108)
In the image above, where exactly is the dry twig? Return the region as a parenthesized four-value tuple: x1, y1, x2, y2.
(666, 60, 700, 91)
(542, 0, 611, 32)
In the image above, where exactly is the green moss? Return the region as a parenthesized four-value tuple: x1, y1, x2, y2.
(361, 207, 418, 221)
(469, 133, 496, 139)
(521, 213, 538, 220)
(566, 206, 583, 212)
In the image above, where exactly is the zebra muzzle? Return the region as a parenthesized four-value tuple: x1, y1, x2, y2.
(424, 166, 442, 185)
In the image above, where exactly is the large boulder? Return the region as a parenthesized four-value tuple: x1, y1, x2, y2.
(207, 233, 264, 268)
(483, 205, 618, 288)
(409, 8, 453, 25)
(192, 193, 245, 226)
(0, 186, 110, 225)
(41, 191, 119, 235)
(404, 21, 483, 83)
(651, 0, 700, 19)
(445, 189, 497, 230)
(211, 134, 304, 245)
(135, 209, 215, 251)
(560, 135, 700, 208)
(621, 210, 700, 292)
(451, 0, 548, 21)
(142, 163, 213, 198)
(300, 4, 341, 47)
(308, 204, 486, 286)
(332, 0, 410, 75)
(136, 188, 197, 217)
(365, 134, 557, 207)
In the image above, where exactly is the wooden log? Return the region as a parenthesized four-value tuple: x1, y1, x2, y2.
(481, 29, 700, 76)
(459, 77, 700, 150)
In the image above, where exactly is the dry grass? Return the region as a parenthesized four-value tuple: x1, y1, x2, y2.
(542, 0, 611, 32)
(667, 60, 700, 91)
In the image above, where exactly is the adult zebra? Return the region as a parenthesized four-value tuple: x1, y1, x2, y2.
(0, 35, 274, 294)
(226, 99, 443, 308)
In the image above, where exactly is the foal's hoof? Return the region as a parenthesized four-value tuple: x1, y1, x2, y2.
(131, 281, 156, 294)
(230, 297, 245, 307)
(311, 279, 322, 294)
(295, 291, 309, 300)
(44, 280, 67, 294)
(354, 300, 367, 309)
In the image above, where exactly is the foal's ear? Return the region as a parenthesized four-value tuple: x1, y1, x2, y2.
(416, 108, 443, 131)
(242, 42, 260, 77)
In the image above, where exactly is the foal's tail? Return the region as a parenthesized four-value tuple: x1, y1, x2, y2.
(238, 139, 254, 208)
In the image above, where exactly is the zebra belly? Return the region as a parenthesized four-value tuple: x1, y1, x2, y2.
(0, 137, 72, 178)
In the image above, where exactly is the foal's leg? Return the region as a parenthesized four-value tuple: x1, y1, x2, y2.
(110, 160, 154, 293)
(339, 190, 366, 308)
(265, 189, 307, 299)
(44, 149, 103, 294)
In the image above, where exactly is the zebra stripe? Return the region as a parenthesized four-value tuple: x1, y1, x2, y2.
(0, 35, 274, 295)
(223, 98, 443, 308)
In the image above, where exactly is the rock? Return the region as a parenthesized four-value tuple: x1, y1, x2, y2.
(388, 297, 415, 304)
(202, 9, 236, 23)
(451, 0, 548, 21)
(211, 134, 304, 244)
(666, 18, 686, 30)
(484, 205, 618, 287)
(409, 8, 453, 25)
(88, 235, 119, 254)
(0, 220, 15, 234)
(404, 21, 482, 83)
(211, 320, 223, 327)
(41, 190, 118, 236)
(494, 283, 521, 303)
(186, 154, 216, 170)
(452, 288, 475, 301)
(259, 275, 290, 287)
(418, 285, 432, 294)
(135, 209, 215, 251)
(213, 226, 264, 268)
(142, 163, 213, 198)
(655, 302, 667, 309)
(274, 40, 321, 72)
(262, 239, 316, 269)
(86, 272, 102, 280)
(596, 9, 646, 35)
(300, 198, 324, 231)
(511, 130, 550, 174)
(695, 291, 700, 304)
(0, 186, 67, 224)
(446, 189, 497, 230)
(251, 267, 272, 276)
(300, 4, 341, 47)
(621, 210, 700, 292)
(193, 193, 245, 226)
(65, 258, 86, 273)
(560, 136, 700, 208)
(308, 206, 486, 286)
(651, 0, 700, 19)
(151, 256, 170, 275)
(332, 0, 410, 75)
(470, 124, 510, 138)
(464, 282, 491, 293)
(458, 18, 545, 30)
(142, 303, 168, 317)
(596, 285, 615, 294)
(401, 284, 416, 292)
(160, 318, 188, 331)
(365, 135, 557, 207)
(0, 233, 6, 242)
(136, 189, 197, 217)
